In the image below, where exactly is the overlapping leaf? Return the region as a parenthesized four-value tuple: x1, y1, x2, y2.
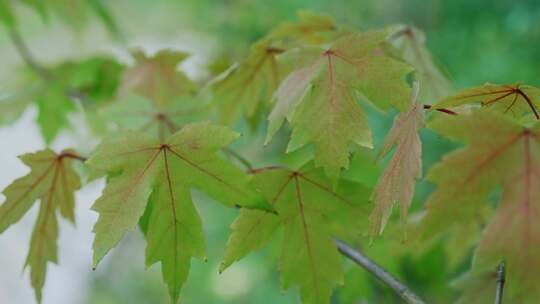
(118, 49, 197, 106)
(388, 25, 453, 101)
(99, 94, 207, 140)
(221, 163, 370, 304)
(266, 29, 413, 178)
(211, 41, 285, 125)
(211, 11, 338, 126)
(434, 83, 540, 121)
(265, 10, 338, 47)
(420, 110, 540, 301)
(0, 149, 83, 302)
(370, 83, 423, 235)
(87, 122, 269, 303)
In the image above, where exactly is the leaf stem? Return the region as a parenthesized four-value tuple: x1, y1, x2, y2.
(422, 104, 457, 115)
(334, 238, 425, 304)
(495, 260, 506, 304)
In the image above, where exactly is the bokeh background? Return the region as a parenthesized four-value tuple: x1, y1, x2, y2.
(0, 0, 539, 303)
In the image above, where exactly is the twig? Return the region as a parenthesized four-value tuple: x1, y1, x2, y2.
(8, 28, 52, 81)
(335, 238, 425, 304)
(495, 260, 506, 304)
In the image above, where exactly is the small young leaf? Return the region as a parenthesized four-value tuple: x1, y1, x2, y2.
(0, 149, 82, 302)
(370, 82, 423, 235)
(118, 49, 197, 106)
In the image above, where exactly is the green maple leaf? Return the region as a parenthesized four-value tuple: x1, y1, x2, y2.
(86, 122, 269, 303)
(266, 29, 413, 178)
(100, 94, 208, 140)
(388, 25, 453, 102)
(211, 11, 338, 126)
(370, 82, 423, 235)
(266, 10, 338, 47)
(420, 110, 540, 301)
(434, 83, 540, 121)
(118, 49, 197, 106)
(0, 149, 83, 302)
(221, 163, 370, 304)
(211, 41, 285, 125)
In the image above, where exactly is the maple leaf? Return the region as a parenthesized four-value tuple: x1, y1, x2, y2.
(211, 41, 285, 125)
(266, 29, 413, 178)
(420, 110, 540, 300)
(86, 122, 269, 303)
(210, 11, 338, 126)
(118, 49, 197, 106)
(266, 10, 338, 47)
(369, 82, 423, 236)
(388, 25, 453, 102)
(99, 94, 208, 140)
(221, 163, 370, 304)
(434, 83, 540, 121)
(0, 149, 83, 302)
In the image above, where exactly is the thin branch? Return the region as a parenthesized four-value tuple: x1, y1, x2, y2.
(495, 260, 506, 304)
(8, 26, 97, 105)
(334, 238, 425, 304)
(8, 27, 52, 81)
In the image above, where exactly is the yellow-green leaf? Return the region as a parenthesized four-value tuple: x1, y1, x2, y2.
(0, 149, 82, 302)
(221, 163, 370, 304)
(421, 110, 540, 301)
(370, 82, 423, 235)
(267, 29, 413, 178)
(87, 123, 269, 303)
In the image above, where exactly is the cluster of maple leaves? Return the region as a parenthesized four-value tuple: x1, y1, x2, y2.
(1, 6, 540, 304)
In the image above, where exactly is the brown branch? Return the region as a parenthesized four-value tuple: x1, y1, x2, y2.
(495, 260, 506, 304)
(335, 239, 425, 304)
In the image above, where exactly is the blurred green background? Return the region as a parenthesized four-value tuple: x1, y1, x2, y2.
(1, 0, 539, 303)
